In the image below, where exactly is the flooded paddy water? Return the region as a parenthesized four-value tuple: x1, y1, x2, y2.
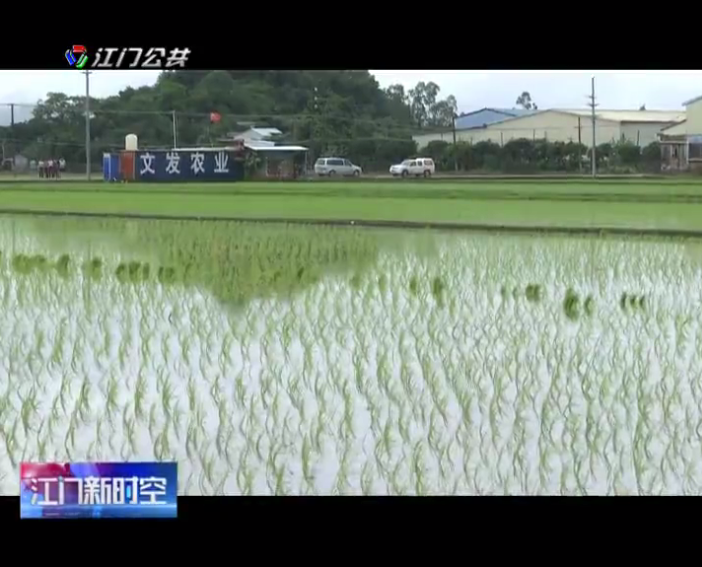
(1, 215, 702, 495)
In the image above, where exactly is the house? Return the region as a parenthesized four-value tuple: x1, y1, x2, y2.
(658, 121, 688, 171)
(413, 108, 685, 150)
(244, 144, 309, 179)
(658, 95, 702, 172)
(219, 127, 283, 147)
(216, 127, 308, 179)
(686, 95, 702, 137)
(685, 95, 702, 171)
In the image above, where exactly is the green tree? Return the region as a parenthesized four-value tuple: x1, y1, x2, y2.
(416, 137, 660, 174)
(408, 81, 440, 128)
(515, 91, 538, 110)
(428, 95, 458, 128)
(641, 141, 661, 172)
(0, 70, 456, 171)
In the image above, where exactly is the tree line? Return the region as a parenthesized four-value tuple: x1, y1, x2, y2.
(0, 71, 458, 172)
(0, 73, 667, 175)
(420, 138, 663, 174)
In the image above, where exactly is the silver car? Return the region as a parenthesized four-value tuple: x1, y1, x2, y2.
(315, 157, 362, 177)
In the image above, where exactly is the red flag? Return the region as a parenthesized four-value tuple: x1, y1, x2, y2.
(210, 112, 221, 123)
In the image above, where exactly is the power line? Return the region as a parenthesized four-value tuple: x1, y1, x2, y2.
(0, 135, 417, 147)
(0, 138, 121, 148)
(0, 104, 417, 128)
(0, 102, 36, 108)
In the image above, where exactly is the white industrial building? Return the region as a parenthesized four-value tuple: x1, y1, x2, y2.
(413, 107, 685, 150)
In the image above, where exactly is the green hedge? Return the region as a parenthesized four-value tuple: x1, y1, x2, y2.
(419, 139, 662, 174)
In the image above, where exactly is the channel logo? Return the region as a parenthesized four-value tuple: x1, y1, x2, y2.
(65, 45, 88, 69)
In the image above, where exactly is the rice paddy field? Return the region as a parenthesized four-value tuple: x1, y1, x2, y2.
(2, 179, 702, 495)
(2, 179, 702, 231)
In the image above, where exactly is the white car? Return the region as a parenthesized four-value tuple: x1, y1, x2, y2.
(389, 158, 435, 178)
(315, 157, 362, 177)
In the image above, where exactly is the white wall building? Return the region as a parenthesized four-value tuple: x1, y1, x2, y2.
(658, 95, 702, 171)
(413, 108, 685, 150)
(685, 95, 702, 137)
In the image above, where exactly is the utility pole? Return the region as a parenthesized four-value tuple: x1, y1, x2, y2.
(172, 110, 178, 148)
(452, 113, 458, 171)
(587, 75, 598, 177)
(9, 103, 15, 169)
(313, 86, 321, 147)
(84, 70, 92, 180)
(577, 115, 582, 172)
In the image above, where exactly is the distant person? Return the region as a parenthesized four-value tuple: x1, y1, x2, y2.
(59, 158, 66, 173)
(38, 160, 45, 178)
(54, 159, 61, 179)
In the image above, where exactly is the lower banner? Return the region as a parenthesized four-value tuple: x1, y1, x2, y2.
(20, 462, 178, 519)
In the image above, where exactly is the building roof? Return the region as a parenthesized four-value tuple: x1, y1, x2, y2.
(454, 107, 682, 129)
(171, 147, 238, 151)
(246, 144, 308, 152)
(240, 140, 276, 148)
(161, 144, 307, 152)
(249, 127, 282, 137)
(556, 109, 685, 123)
(420, 106, 685, 138)
(226, 127, 283, 141)
(683, 95, 702, 106)
(455, 107, 537, 130)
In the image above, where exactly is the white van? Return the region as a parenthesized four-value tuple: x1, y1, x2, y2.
(315, 157, 363, 177)
(389, 158, 435, 178)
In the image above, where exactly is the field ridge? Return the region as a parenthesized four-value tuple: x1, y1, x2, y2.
(3, 208, 702, 239)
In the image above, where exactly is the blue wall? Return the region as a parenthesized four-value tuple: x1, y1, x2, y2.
(103, 153, 120, 181)
(134, 150, 244, 182)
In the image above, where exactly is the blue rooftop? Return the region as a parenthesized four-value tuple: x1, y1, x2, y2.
(455, 107, 537, 130)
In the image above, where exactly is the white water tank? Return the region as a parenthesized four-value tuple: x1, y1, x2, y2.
(125, 134, 138, 151)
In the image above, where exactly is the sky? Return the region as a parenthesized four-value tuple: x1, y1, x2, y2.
(0, 70, 700, 126)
